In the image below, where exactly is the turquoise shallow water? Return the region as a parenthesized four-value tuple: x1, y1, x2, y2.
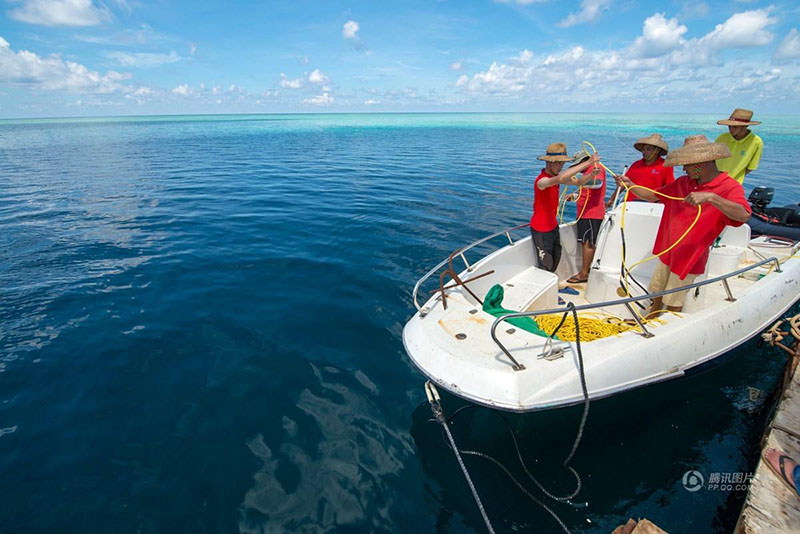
(1, 113, 798, 533)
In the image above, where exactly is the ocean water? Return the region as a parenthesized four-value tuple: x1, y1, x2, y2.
(1, 113, 798, 533)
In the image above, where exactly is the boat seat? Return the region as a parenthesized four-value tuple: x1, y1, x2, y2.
(500, 266, 559, 312)
(585, 224, 753, 316)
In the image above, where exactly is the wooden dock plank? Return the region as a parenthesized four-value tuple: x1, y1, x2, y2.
(736, 354, 800, 534)
(771, 373, 800, 441)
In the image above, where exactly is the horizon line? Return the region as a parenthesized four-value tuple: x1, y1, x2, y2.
(2, 110, 797, 122)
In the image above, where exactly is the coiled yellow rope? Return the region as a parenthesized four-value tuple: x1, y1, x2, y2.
(535, 310, 673, 341)
(536, 313, 636, 341)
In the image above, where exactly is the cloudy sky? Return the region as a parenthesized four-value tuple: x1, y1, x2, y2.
(0, 0, 799, 118)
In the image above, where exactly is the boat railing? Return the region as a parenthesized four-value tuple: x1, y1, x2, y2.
(489, 256, 784, 371)
(412, 222, 531, 312)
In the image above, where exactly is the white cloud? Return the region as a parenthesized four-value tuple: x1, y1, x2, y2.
(304, 92, 333, 106)
(773, 29, 800, 61)
(734, 67, 781, 91)
(74, 24, 166, 46)
(280, 73, 302, 89)
(9, 0, 109, 27)
(106, 51, 181, 68)
(343, 20, 359, 39)
(629, 13, 687, 58)
(343, 20, 364, 50)
(454, 8, 793, 109)
(171, 84, 192, 96)
(364, 99, 379, 105)
(189, 43, 197, 56)
(449, 60, 463, 71)
(463, 61, 529, 94)
(308, 68, 329, 84)
(515, 49, 534, 63)
(124, 85, 153, 104)
(700, 8, 776, 49)
(558, 0, 612, 28)
(0, 36, 130, 92)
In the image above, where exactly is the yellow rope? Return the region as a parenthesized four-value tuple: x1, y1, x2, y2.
(576, 140, 704, 323)
(534, 307, 683, 341)
(557, 186, 570, 224)
(535, 311, 670, 341)
(763, 253, 800, 275)
(618, 184, 702, 299)
(558, 185, 588, 225)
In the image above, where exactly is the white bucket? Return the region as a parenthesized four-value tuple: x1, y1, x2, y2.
(707, 245, 744, 276)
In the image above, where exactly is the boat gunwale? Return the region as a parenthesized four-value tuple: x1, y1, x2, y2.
(411, 222, 531, 311)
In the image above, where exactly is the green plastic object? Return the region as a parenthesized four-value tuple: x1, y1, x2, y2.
(482, 284, 554, 339)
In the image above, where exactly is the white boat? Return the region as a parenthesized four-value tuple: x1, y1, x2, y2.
(403, 202, 800, 412)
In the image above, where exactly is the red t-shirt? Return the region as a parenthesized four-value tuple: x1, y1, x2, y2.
(653, 172, 751, 279)
(625, 157, 674, 201)
(530, 170, 559, 232)
(576, 164, 607, 220)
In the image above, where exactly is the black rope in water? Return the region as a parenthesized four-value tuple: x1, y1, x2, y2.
(425, 302, 593, 534)
(426, 382, 496, 534)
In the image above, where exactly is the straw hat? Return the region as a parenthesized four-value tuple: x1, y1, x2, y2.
(537, 142, 573, 162)
(664, 134, 731, 167)
(633, 133, 669, 156)
(717, 108, 761, 126)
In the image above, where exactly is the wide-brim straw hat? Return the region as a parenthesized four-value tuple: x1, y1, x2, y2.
(718, 108, 761, 126)
(633, 133, 668, 156)
(537, 142, 573, 162)
(664, 134, 731, 167)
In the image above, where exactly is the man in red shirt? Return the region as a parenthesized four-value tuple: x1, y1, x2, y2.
(616, 135, 751, 315)
(531, 142, 598, 272)
(566, 154, 606, 283)
(607, 133, 673, 206)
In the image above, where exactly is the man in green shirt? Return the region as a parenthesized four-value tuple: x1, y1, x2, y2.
(715, 108, 763, 184)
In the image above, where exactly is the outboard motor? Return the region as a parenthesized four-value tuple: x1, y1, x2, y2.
(748, 187, 800, 238)
(748, 186, 774, 212)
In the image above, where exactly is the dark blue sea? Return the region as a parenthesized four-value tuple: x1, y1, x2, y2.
(1, 113, 799, 533)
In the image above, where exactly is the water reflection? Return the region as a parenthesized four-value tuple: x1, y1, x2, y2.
(240, 364, 414, 532)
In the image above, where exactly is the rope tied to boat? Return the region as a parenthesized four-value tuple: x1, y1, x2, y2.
(762, 314, 800, 356)
(424, 381, 496, 534)
(424, 303, 592, 534)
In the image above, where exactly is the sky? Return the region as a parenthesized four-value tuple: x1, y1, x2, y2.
(0, 0, 799, 118)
